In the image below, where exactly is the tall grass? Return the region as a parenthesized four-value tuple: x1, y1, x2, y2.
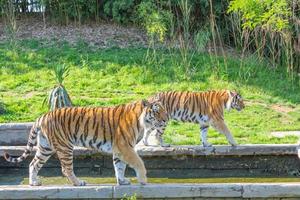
(228, 0, 300, 83)
(1, 0, 17, 44)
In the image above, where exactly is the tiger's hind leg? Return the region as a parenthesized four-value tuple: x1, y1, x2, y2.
(56, 147, 86, 186)
(113, 155, 130, 185)
(29, 134, 54, 186)
(200, 125, 212, 147)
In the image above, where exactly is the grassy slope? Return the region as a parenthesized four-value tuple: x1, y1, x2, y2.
(0, 39, 300, 145)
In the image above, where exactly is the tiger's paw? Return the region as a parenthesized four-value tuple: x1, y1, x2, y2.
(202, 142, 212, 147)
(118, 178, 131, 185)
(230, 141, 238, 147)
(137, 175, 147, 185)
(79, 180, 86, 186)
(230, 143, 238, 148)
(74, 180, 86, 186)
(30, 179, 42, 186)
(142, 139, 149, 146)
(160, 143, 170, 147)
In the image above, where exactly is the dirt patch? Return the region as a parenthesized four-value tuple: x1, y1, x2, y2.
(245, 100, 295, 113)
(0, 18, 148, 48)
(271, 131, 300, 138)
(23, 91, 35, 99)
(271, 104, 295, 113)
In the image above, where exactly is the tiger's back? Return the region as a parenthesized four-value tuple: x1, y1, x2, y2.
(153, 90, 230, 121)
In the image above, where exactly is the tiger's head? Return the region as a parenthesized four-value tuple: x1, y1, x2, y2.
(141, 100, 169, 130)
(226, 91, 245, 111)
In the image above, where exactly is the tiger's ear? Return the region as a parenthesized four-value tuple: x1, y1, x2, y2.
(230, 91, 237, 97)
(142, 99, 150, 107)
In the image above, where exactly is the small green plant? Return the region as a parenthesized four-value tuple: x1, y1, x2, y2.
(121, 193, 137, 200)
(46, 64, 72, 111)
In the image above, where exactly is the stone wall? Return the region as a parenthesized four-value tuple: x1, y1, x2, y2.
(1, 145, 300, 180)
(0, 122, 300, 179)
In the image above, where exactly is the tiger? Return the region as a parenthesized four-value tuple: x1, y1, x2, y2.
(143, 90, 245, 147)
(4, 100, 168, 186)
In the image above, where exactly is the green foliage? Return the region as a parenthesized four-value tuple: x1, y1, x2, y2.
(121, 193, 137, 200)
(137, 1, 171, 42)
(228, 0, 291, 31)
(44, 0, 99, 25)
(227, 0, 299, 77)
(104, 0, 135, 24)
(0, 0, 17, 41)
(195, 28, 211, 51)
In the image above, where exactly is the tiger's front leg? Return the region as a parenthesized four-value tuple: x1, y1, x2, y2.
(143, 127, 170, 147)
(142, 127, 154, 146)
(116, 146, 147, 185)
(154, 128, 170, 147)
(211, 120, 237, 146)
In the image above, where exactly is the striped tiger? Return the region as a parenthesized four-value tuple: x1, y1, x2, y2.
(4, 100, 168, 186)
(144, 90, 245, 147)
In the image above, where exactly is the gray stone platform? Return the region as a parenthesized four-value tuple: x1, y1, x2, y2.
(0, 144, 298, 157)
(1, 183, 300, 199)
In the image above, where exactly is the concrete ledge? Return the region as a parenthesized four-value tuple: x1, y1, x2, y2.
(0, 123, 32, 145)
(0, 122, 33, 131)
(0, 144, 298, 157)
(1, 183, 300, 199)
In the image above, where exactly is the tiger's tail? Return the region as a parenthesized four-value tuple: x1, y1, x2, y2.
(4, 123, 39, 163)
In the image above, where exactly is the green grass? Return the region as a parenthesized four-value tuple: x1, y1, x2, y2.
(0, 39, 300, 145)
(21, 176, 300, 185)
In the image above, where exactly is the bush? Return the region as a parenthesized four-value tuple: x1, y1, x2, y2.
(103, 0, 135, 24)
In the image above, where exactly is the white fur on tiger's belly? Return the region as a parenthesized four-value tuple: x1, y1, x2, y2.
(99, 142, 112, 153)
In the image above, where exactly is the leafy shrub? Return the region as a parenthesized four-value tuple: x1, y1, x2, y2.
(137, 1, 172, 42)
(103, 0, 135, 24)
(228, 0, 291, 31)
